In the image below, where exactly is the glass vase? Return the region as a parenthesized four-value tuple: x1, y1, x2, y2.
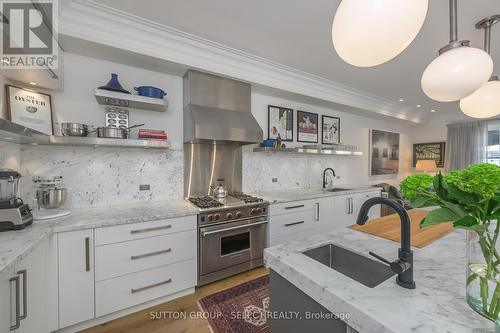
(466, 229, 500, 323)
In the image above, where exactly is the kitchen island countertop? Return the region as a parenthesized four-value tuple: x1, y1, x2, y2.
(264, 227, 495, 333)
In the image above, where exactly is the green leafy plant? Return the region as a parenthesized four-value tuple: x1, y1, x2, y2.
(401, 163, 500, 321)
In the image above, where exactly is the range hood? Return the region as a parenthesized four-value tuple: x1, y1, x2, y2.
(183, 70, 263, 144)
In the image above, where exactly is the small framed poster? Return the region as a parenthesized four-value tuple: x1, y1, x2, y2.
(268, 105, 293, 141)
(321, 115, 340, 145)
(413, 142, 446, 167)
(297, 110, 318, 143)
(6, 85, 53, 135)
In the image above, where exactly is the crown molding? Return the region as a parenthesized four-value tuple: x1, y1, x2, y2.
(59, 0, 424, 124)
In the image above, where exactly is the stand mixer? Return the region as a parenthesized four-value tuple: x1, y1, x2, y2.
(33, 176, 70, 220)
(0, 169, 33, 231)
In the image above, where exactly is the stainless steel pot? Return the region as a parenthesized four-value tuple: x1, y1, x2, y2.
(36, 188, 67, 209)
(60, 123, 90, 137)
(97, 123, 144, 139)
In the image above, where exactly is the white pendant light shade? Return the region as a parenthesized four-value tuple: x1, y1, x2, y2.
(421, 47, 493, 102)
(332, 0, 428, 67)
(459, 80, 500, 118)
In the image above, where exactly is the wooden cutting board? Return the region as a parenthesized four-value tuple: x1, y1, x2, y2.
(349, 209, 453, 248)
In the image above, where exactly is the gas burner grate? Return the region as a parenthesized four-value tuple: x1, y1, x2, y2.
(229, 192, 264, 204)
(188, 196, 224, 209)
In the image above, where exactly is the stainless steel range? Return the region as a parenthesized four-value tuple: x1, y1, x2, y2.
(189, 193, 268, 286)
(183, 70, 266, 285)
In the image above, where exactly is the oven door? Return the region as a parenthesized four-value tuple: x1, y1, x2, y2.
(199, 216, 267, 276)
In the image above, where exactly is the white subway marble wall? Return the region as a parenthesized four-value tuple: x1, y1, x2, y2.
(0, 142, 21, 170)
(18, 145, 183, 209)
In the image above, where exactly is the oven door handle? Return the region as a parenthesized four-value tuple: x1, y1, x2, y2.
(201, 221, 267, 237)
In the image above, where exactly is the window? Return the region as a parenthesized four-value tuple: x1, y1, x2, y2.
(487, 122, 500, 166)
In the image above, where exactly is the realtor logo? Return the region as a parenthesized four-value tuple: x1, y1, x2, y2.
(1, 0, 58, 69)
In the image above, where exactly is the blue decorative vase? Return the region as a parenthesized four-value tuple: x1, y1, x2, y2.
(98, 73, 130, 94)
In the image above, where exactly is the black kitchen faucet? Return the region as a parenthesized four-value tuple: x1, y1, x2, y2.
(356, 197, 416, 289)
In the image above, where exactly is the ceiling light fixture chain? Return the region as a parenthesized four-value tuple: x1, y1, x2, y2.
(439, 0, 470, 54)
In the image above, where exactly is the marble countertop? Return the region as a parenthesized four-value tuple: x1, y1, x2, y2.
(0, 199, 198, 274)
(264, 227, 495, 333)
(255, 186, 381, 204)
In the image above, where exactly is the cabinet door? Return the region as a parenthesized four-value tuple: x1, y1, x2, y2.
(16, 240, 47, 333)
(352, 191, 381, 222)
(315, 197, 335, 233)
(333, 195, 353, 230)
(0, 266, 16, 333)
(58, 230, 95, 329)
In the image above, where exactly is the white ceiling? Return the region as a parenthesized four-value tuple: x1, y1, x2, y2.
(95, 0, 500, 121)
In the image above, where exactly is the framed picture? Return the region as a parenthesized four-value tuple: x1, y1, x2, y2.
(321, 115, 340, 145)
(6, 85, 53, 135)
(370, 129, 400, 176)
(413, 142, 446, 167)
(268, 105, 293, 141)
(297, 110, 318, 143)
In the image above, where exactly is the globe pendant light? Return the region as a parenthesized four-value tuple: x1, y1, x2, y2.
(331, 0, 428, 67)
(421, 0, 493, 102)
(460, 15, 500, 119)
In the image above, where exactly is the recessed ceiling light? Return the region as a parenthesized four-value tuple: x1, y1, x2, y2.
(3, 137, 13, 140)
(29, 82, 37, 85)
(416, 104, 422, 108)
(430, 109, 436, 113)
(30, 142, 38, 146)
(399, 98, 405, 102)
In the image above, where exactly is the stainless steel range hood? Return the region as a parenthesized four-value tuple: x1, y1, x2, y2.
(183, 70, 263, 145)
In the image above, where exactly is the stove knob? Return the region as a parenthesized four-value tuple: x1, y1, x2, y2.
(251, 208, 257, 215)
(226, 213, 233, 219)
(208, 214, 214, 221)
(236, 211, 243, 218)
(214, 213, 221, 220)
(256, 208, 263, 214)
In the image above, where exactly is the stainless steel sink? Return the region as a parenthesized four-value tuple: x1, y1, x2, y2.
(324, 187, 351, 192)
(302, 244, 395, 288)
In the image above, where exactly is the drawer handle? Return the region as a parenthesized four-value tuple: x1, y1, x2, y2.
(85, 237, 90, 272)
(131, 278, 172, 294)
(9, 275, 20, 331)
(130, 225, 172, 234)
(17, 270, 27, 320)
(285, 205, 305, 210)
(284, 221, 305, 227)
(130, 248, 172, 260)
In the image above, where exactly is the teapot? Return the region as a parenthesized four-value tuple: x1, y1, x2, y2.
(210, 184, 228, 199)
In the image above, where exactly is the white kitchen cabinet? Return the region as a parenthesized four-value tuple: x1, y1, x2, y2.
(58, 229, 95, 329)
(314, 196, 335, 233)
(15, 240, 47, 333)
(333, 190, 381, 230)
(0, 265, 16, 333)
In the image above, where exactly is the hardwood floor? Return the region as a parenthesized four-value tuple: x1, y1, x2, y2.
(80, 267, 269, 333)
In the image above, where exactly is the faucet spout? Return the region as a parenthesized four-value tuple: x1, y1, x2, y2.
(356, 197, 415, 289)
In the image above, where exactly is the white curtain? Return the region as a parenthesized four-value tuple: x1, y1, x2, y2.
(445, 121, 488, 171)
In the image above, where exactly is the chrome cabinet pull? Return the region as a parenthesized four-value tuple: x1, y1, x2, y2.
(131, 248, 172, 260)
(316, 202, 320, 221)
(201, 221, 267, 237)
(9, 275, 20, 331)
(285, 205, 305, 210)
(349, 198, 354, 214)
(345, 198, 350, 214)
(85, 237, 90, 272)
(130, 225, 172, 234)
(17, 270, 27, 320)
(284, 221, 305, 227)
(131, 278, 172, 294)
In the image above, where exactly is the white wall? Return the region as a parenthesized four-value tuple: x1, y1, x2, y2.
(243, 92, 414, 193)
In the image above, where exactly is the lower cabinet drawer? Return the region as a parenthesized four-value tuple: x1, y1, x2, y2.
(95, 230, 196, 281)
(95, 259, 196, 317)
(269, 210, 315, 239)
(268, 230, 316, 247)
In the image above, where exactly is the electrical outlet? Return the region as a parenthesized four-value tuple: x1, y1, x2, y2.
(139, 184, 150, 191)
(272, 178, 278, 183)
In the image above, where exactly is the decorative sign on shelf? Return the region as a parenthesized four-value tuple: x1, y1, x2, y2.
(413, 142, 445, 168)
(370, 129, 400, 176)
(267, 105, 293, 141)
(297, 110, 318, 143)
(321, 115, 340, 145)
(6, 85, 53, 135)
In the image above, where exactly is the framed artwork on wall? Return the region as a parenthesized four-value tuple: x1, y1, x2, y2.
(321, 115, 340, 145)
(297, 110, 318, 143)
(6, 85, 54, 135)
(267, 105, 293, 141)
(413, 142, 446, 167)
(369, 129, 400, 176)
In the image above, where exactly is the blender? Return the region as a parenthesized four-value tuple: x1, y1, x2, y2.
(0, 169, 33, 231)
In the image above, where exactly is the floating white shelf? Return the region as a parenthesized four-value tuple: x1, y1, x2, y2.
(253, 147, 363, 156)
(0, 118, 50, 145)
(49, 136, 171, 149)
(94, 89, 168, 112)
